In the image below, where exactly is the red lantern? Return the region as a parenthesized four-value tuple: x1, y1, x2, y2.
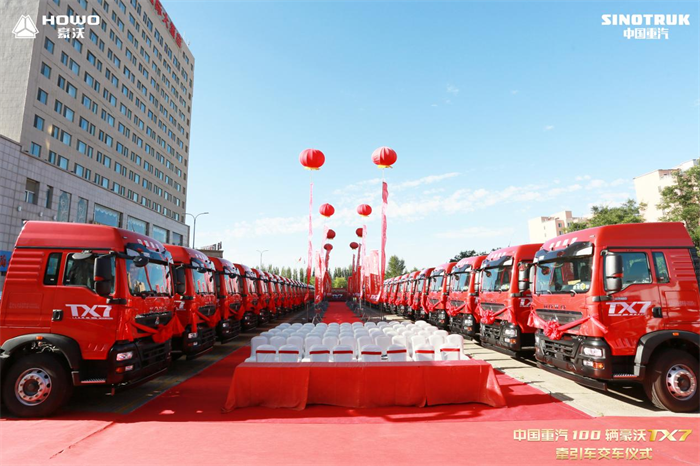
(299, 148, 325, 170)
(371, 146, 397, 168)
(323, 243, 333, 251)
(356, 228, 363, 237)
(357, 204, 372, 217)
(349, 242, 359, 250)
(319, 203, 335, 218)
(326, 229, 336, 240)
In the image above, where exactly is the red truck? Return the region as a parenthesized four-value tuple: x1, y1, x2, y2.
(0, 222, 178, 417)
(426, 262, 457, 328)
(528, 223, 699, 412)
(413, 267, 435, 321)
(233, 263, 259, 330)
(168, 246, 219, 359)
(395, 273, 411, 317)
(446, 255, 486, 337)
(477, 243, 542, 355)
(208, 256, 243, 342)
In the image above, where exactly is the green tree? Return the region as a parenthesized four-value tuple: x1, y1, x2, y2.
(567, 199, 646, 232)
(658, 165, 700, 250)
(385, 255, 407, 278)
(449, 248, 496, 262)
(333, 276, 348, 288)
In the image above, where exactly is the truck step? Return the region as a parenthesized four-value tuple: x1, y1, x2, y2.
(79, 378, 107, 385)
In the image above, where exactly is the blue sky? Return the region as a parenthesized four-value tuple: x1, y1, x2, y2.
(163, 0, 699, 271)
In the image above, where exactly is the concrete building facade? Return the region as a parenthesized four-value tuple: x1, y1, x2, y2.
(0, 0, 194, 259)
(528, 210, 587, 243)
(634, 159, 699, 222)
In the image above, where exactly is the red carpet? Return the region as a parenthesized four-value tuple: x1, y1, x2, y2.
(321, 302, 361, 323)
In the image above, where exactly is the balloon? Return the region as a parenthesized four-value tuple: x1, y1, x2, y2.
(299, 148, 325, 170)
(355, 228, 363, 237)
(326, 229, 336, 240)
(371, 146, 397, 168)
(349, 242, 359, 249)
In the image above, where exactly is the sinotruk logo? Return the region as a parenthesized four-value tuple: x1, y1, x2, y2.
(12, 15, 39, 39)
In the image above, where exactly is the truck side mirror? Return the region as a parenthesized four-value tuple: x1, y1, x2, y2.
(94, 255, 113, 297)
(175, 267, 186, 295)
(518, 264, 531, 292)
(604, 253, 623, 293)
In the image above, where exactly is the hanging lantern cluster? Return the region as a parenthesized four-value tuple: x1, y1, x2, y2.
(319, 203, 335, 218)
(371, 146, 397, 169)
(357, 204, 372, 217)
(299, 148, 325, 170)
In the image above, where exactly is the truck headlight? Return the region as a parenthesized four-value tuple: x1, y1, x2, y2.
(116, 351, 133, 361)
(582, 347, 603, 358)
(187, 332, 198, 339)
(504, 328, 517, 337)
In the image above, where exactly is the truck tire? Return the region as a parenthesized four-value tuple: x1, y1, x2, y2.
(2, 353, 73, 417)
(644, 348, 699, 413)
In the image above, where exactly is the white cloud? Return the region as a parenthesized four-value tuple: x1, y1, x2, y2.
(575, 175, 592, 181)
(544, 125, 555, 131)
(511, 90, 519, 95)
(431, 103, 438, 107)
(447, 84, 459, 94)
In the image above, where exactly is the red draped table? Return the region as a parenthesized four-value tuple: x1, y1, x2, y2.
(223, 360, 506, 411)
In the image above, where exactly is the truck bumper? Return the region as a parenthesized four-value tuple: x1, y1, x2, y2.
(216, 317, 240, 342)
(534, 331, 618, 385)
(479, 321, 534, 355)
(436, 310, 449, 329)
(173, 323, 216, 359)
(242, 311, 257, 331)
(100, 338, 172, 386)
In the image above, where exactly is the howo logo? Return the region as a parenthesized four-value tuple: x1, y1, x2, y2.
(519, 298, 532, 308)
(67, 304, 113, 320)
(42, 15, 100, 26)
(607, 301, 653, 317)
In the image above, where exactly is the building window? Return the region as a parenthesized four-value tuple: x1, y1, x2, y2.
(33, 115, 44, 130)
(41, 63, 52, 78)
(57, 191, 71, 222)
(172, 232, 184, 246)
(127, 216, 147, 235)
(151, 225, 168, 243)
(44, 38, 55, 54)
(24, 179, 39, 205)
(37, 89, 48, 104)
(76, 198, 89, 223)
(45, 186, 54, 209)
(30, 142, 41, 157)
(94, 204, 122, 227)
(58, 155, 69, 170)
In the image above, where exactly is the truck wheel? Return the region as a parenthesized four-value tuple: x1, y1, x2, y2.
(644, 349, 699, 413)
(2, 353, 73, 417)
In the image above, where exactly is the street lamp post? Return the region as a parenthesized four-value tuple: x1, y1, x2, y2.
(185, 211, 209, 248)
(256, 249, 269, 268)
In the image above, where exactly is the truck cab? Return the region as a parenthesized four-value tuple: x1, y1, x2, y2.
(426, 262, 457, 328)
(413, 267, 435, 321)
(208, 257, 243, 342)
(167, 246, 218, 359)
(233, 263, 259, 331)
(529, 223, 699, 412)
(393, 274, 409, 316)
(0, 221, 176, 417)
(447, 255, 486, 338)
(478, 243, 542, 356)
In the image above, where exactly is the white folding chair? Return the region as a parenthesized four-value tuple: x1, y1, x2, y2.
(303, 323, 315, 329)
(410, 335, 427, 359)
(360, 344, 383, 362)
(352, 322, 364, 328)
(309, 345, 331, 362)
(368, 328, 383, 340)
(364, 322, 377, 329)
(423, 327, 437, 335)
(250, 335, 268, 359)
(278, 344, 301, 362)
(339, 336, 357, 354)
(282, 329, 296, 337)
(286, 335, 304, 353)
(414, 344, 435, 361)
(322, 336, 339, 350)
(375, 335, 393, 356)
(332, 345, 355, 362)
(386, 344, 408, 362)
(328, 323, 340, 329)
(356, 336, 373, 355)
(268, 328, 282, 335)
(435, 330, 449, 339)
(304, 336, 323, 357)
(316, 323, 328, 330)
(376, 322, 389, 329)
(446, 333, 464, 349)
(401, 321, 412, 326)
(439, 344, 461, 361)
(291, 323, 303, 329)
(255, 344, 277, 362)
(277, 323, 291, 329)
(428, 334, 445, 353)
(392, 335, 408, 349)
(340, 322, 352, 329)
(269, 335, 287, 351)
(339, 331, 354, 339)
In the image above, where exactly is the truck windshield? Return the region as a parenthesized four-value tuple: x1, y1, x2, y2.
(417, 278, 425, 293)
(225, 275, 240, 294)
(451, 271, 471, 292)
(430, 273, 444, 292)
(247, 278, 257, 294)
(192, 268, 214, 295)
(536, 257, 592, 294)
(481, 266, 511, 292)
(126, 259, 170, 296)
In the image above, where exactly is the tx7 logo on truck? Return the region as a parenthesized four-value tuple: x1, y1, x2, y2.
(66, 304, 113, 320)
(607, 301, 653, 317)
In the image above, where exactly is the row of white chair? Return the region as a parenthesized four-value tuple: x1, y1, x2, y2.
(250, 343, 465, 363)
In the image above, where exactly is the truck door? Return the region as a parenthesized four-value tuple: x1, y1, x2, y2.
(604, 250, 662, 356)
(652, 249, 700, 327)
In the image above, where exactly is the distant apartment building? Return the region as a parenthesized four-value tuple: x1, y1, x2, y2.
(634, 159, 699, 222)
(1, 0, 196, 289)
(528, 211, 587, 243)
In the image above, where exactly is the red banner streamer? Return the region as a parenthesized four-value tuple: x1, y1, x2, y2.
(306, 181, 313, 295)
(380, 181, 388, 300)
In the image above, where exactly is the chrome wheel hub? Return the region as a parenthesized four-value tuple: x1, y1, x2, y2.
(16, 368, 52, 406)
(666, 364, 697, 400)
